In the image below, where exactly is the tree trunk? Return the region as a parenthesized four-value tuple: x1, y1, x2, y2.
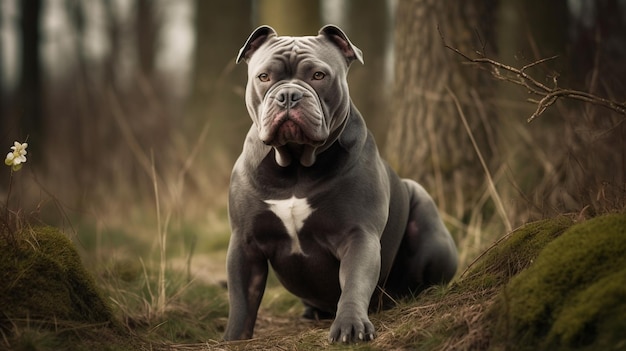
(187, 0, 252, 158)
(386, 0, 497, 220)
(344, 0, 392, 145)
(255, 0, 320, 35)
(103, 0, 121, 88)
(136, 0, 157, 77)
(18, 0, 42, 151)
(0, 3, 4, 136)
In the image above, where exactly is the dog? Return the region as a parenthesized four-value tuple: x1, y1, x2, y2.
(223, 25, 458, 343)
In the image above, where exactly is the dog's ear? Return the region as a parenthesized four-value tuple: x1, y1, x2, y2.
(237, 25, 278, 64)
(319, 25, 364, 65)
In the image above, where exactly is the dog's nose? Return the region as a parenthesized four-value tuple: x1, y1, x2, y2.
(275, 87, 303, 108)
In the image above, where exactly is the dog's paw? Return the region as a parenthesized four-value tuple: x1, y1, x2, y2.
(328, 312, 376, 343)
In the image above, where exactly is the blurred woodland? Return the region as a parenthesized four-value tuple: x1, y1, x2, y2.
(1, 0, 625, 259)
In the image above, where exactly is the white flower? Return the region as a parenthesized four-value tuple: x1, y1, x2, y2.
(4, 141, 28, 171)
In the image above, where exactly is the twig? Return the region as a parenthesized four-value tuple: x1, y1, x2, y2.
(438, 29, 626, 122)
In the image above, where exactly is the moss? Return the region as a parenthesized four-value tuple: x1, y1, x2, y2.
(0, 226, 150, 351)
(456, 216, 574, 292)
(551, 269, 626, 349)
(1, 226, 115, 324)
(491, 213, 626, 350)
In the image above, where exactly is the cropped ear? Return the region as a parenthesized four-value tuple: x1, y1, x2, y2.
(319, 25, 364, 65)
(236, 25, 278, 64)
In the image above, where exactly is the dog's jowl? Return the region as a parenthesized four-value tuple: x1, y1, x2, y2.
(224, 25, 459, 343)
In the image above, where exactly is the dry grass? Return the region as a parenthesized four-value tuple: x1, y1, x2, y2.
(195, 215, 575, 351)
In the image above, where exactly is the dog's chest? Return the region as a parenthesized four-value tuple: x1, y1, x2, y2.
(264, 196, 313, 255)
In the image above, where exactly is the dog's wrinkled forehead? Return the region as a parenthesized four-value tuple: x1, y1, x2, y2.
(249, 36, 343, 72)
(274, 38, 302, 66)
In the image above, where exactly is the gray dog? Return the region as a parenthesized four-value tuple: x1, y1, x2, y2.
(224, 25, 458, 343)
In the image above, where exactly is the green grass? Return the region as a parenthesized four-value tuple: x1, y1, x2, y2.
(84, 218, 231, 346)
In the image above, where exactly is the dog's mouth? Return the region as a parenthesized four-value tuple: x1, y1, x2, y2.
(261, 110, 325, 147)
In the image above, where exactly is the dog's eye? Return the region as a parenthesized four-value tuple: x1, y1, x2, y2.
(312, 72, 326, 80)
(257, 73, 270, 82)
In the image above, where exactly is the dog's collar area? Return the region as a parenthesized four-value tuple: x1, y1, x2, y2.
(274, 144, 318, 167)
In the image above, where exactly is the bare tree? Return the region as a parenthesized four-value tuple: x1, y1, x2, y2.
(386, 0, 497, 222)
(0, 3, 4, 138)
(18, 0, 43, 153)
(255, 0, 320, 35)
(103, 0, 122, 88)
(345, 0, 392, 144)
(187, 0, 252, 159)
(135, 0, 157, 77)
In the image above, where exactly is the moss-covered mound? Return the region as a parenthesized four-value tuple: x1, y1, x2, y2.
(460, 216, 574, 291)
(1, 226, 114, 324)
(0, 226, 139, 350)
(490, 213, 626, 351)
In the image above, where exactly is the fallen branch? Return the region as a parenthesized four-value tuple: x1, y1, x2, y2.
(438, 28, 626, 122)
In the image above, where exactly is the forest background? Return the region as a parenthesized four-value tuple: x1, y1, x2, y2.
(0, 0, 625, 344)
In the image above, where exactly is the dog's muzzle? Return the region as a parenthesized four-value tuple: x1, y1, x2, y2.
(258, 83, 327, 147)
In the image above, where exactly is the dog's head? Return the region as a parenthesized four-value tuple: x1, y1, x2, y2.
(237, 25, 363, 167)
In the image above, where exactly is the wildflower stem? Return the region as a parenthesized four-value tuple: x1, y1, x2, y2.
(2, 171, 15, 242)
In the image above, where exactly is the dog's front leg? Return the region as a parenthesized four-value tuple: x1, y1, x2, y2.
(223, 240, 268, 341)
(329, 233, 381, 343)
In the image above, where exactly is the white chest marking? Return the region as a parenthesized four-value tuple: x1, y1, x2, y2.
(264, 196, 313, 255)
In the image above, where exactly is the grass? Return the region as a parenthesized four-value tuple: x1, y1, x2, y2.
(76, 211, 232, 341)
(7, 212, 625, 350)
